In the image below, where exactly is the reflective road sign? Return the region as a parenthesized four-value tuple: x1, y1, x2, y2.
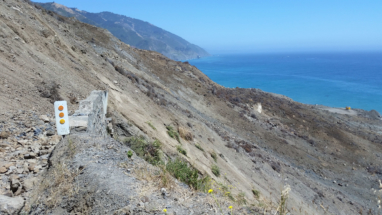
(54, 101, 70, 135)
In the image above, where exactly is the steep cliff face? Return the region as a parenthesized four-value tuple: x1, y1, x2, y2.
(0, 0, 382, 214)
(36, 2, 210, 61)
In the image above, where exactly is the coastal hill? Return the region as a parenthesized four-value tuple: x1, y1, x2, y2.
(35, 2, 210, 61)
(0, 0, 381, 214)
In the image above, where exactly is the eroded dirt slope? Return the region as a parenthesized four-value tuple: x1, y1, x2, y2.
(1, 0, 382, 214)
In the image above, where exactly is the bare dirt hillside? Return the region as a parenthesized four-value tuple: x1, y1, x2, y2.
(1, 0, 382, 214)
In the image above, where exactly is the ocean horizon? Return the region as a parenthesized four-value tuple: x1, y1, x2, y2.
(189, 52, 382, 113)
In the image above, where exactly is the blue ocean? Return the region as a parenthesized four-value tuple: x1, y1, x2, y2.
(188, 52, 382, 113)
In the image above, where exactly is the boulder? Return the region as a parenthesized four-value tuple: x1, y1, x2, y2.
(4, 163, 14, 168)
(175, 66, 182, 72)
(24, 153, 36, 159)
(0, 195, 24, 214)
(45, 128, 55, 136)
(0, 131, 10, 139)
(369, 110, 381, 120)
(28, 163, 35, 172)
(23, 177, 38, 191)
(0, 166, 7, 174)
(39, 115, 50, 123)
(29, 142, 40, 154)
(10, 178, 22, 195)
(39, 136, 49, 146)
(17, 139, 28, 146)
(49, 135, 61, 145)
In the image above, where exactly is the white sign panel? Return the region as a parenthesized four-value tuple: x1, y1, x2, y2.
(54, 101, 70, 135)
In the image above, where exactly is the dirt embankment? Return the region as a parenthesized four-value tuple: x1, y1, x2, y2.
(0, 0, 382, 214)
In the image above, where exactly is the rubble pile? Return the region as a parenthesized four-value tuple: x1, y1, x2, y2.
(0, 110, 61, 213)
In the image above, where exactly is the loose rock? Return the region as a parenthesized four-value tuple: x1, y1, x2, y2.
(0, 131, 10, 139)
(0, 195, 25, 214)
(0, 167, 7, 174)
(39, 115, 50, 123)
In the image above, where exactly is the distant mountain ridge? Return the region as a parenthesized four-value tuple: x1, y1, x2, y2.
(36, 2, 209, 61)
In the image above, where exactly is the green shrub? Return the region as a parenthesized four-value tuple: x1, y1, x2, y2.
(106, 126, 112, 135)
(195, 143, 204, 151)
(196, 175, 212, 193)
(127, 150, 133, 158)
(211, 164, 220, 177)
(252, 189, 260, 198)
(210, 151, 217, 162)
(146, 121, 156, 130)
(166, 158, 210, 191)
(177, 145, 187, 156)
(236, 192, 247, 205)
(166, 125, 180, 143)
(125, 137, 162, 165)
(217, 182, 235, 201)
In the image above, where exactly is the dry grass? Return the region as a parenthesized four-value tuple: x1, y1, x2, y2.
(27, 162, 83, 210)
(119, 161, 176, 192)
(276, 185, 291, 215)
(179, 126, 193, 141)
(68, 138, 76, 159)
(118, 160, 273, 215)
(374, 180, 382, 214)
(46, 163, 80, 207)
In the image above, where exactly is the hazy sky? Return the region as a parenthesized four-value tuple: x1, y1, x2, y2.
(35, 0, 382, 54)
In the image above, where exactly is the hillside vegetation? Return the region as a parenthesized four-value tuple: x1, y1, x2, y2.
(0, 0, 381, 214)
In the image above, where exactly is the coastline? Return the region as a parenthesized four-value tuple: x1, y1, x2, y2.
(188, 53, 382, 113)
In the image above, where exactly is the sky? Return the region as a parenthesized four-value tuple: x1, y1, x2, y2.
(35, 0, 382, 54)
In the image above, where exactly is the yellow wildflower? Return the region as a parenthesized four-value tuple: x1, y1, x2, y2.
(208, 189, 213, 193)
(163, 208, 167, 212)
(229, 205, 233, 209)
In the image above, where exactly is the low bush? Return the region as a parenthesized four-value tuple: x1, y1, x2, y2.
(252, 189, 260, 198)
(127, 150, 133, 158)
(125, 137, 162, 165)
(236, 192, 247, 205)
(218, 182, 235, 201)
(195, 143, 204, 151)
(211, 164, 220, 177)
(146, 121, 156, 130)
(210, 151, 218, 162)
(177, 145, 187, 156)
(166, 158, 210, 191)
(166, 125, 180, 143)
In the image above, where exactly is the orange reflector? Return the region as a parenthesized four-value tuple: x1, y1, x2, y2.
(60, 119, 65, 124)
(59, 112, 64, 118)
(58, 105, 64, 111)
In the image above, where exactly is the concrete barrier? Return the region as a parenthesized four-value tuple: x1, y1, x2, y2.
(69, 90, 108, 137)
